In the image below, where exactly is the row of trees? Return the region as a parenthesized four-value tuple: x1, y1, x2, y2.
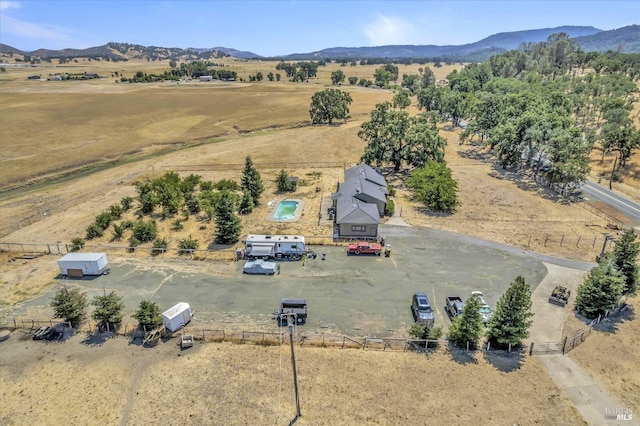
(51, 286, 163, 331)
(411, 276, 534, 349)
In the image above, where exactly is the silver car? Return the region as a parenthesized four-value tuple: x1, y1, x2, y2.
(411, 292, 435, 327)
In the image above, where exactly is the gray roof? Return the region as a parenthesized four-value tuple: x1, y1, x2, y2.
(335, 196, 380, 224)
(344, 163, 387, 188)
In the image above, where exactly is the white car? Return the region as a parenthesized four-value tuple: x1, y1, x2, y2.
(471, 291, 492, 324)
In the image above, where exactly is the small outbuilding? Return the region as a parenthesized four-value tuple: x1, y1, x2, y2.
(57, 253, 109, 277)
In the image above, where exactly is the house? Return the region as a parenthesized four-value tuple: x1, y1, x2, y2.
(331, 163, 388, 239)
(199, 75, 213, 82)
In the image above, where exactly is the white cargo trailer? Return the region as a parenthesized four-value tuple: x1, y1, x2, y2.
(57, 253, 109, 277)
(162, 302, 194, 332)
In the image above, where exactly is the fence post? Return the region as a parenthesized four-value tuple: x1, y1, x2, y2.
(508, 343, 512, 352)
(544, 235, 549, 246)
(562, 336, 568, 355)
(576, 236, 581, 248)
(560, 235, 565, 247)
(466, 341, 469, 351)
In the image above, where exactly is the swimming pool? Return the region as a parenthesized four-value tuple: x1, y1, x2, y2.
(274, 200, 299, 220)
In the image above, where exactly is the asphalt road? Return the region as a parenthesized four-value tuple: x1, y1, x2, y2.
(581, 180, 640, 226)
(3, 224, 558, 337)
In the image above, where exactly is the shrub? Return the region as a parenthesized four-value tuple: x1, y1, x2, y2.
(171, 219, 184, 231)
(152, 237, 168, 255)
(120, 196, 134, 211)
(131, 219, 157, 243)
(385, 198, 395, 216)
(86, 223, 104, 240)
(214, 179, 240, 191)
(70, 237, 85, 252)
(178, 235, 199, 253)
(94, 211, 113, 230)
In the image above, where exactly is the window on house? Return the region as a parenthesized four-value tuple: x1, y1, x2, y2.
(351, 225, 366, 232)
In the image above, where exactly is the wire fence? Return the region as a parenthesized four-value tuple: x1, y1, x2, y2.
(0, 235, 345, 261)
(0, 169, 147, 239)
(2, 317, 522, 356)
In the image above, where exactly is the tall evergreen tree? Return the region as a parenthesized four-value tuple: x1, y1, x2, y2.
(91, 291, 124, 329)
(575, 259, 625, 319)
(612, 230, 640, 295)
(214, 190, 242, 244)
(447, 294, 484, 348)
(240, 156, 264, 206)
(486, 276, 534, 348)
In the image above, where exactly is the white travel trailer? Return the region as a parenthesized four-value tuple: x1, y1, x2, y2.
(244, 234, 306, 260)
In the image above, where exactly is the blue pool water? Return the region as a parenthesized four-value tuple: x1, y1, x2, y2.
(274, 200, 299, 220)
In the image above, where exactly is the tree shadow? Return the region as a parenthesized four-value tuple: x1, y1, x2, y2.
(568, 304, 635, 337)
(446, 343, 479, 365)
(80, 331, 114, 347)
(483, 349, 526, 373)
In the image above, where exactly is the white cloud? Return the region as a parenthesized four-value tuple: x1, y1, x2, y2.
(363, 14, 417, 46)
(1, 14, 76, 44)
(0, 1, 21, 11)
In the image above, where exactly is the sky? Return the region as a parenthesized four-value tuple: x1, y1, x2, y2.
(0, 0, 638, 56)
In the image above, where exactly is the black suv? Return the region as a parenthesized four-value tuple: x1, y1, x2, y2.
(411, 292, 435, 326)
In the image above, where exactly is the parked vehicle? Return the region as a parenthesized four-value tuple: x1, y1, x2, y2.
(32, 326, 54, 341)
(243, 259, 280, 275)
(162, 302, 194, 332)
(411, 292, 435, 326)
(347, 241, 382, 256)
(549, 285, 571, 307)
(244, 234, 306, 260)
(471, 291, 492, 324)
(445, 296, 465, 318)
(275, 298, 307, 325)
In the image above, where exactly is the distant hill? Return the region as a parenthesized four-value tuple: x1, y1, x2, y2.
(281, 26, 603, 61)
(574, 24, 640, 53)
(1, 25, 638, 63)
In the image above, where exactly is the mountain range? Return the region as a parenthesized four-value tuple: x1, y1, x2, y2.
(1, 25, 638, 63)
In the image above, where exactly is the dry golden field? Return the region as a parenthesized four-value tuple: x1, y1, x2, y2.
(0, 58, 638, 425)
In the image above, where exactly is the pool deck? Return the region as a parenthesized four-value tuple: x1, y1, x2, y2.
(265, 198, 305, 222)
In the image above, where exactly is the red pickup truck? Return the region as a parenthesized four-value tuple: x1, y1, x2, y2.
(347, 241, 383, 256)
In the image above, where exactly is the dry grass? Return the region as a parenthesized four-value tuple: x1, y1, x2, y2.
(566, 295, 640, 415)
(0, 334, 584, 426)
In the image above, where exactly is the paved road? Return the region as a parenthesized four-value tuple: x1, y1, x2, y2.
(581, 180, 640, 226)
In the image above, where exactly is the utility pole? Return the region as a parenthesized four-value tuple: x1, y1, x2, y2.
(609, 156, 618, 190)
(286, 314, 301, 424)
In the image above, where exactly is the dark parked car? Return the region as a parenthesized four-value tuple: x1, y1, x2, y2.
(411, 292, 435, 326)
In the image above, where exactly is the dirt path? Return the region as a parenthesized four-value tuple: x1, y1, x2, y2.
(529, 264, 637, 426)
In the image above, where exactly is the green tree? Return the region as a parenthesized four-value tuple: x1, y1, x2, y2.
(575, 259, 625, 319)
(132, 299, 163, 330)
(238, 190, 254, 214)
(94, 211, 113, 230)
(331, 69, 345, 85)
(612, 230, 640, 295)
(360, 103, 446, 171)
(240, 156, 264, 206)
(447, 294, 484, 348)
(392, 90, 411, 110)
(405, 161, 459, 213)
(91, 291, 124, 330)
(131, 219, 157, 243)
(275, 169, 293, 192)
(85, 223, 104, 240)
(309, 88, 353, 125)
(120, 196, 133, 211)
(50, 286, 88, 326)
(486, 276, 534, 348)
(214, 190, 242, 244)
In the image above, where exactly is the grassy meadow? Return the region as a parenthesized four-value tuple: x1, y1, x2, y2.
(0, 58, 461, 191)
